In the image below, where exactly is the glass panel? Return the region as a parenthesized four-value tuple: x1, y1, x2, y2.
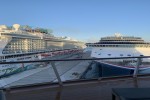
(0, 62, 57, 88)
(1, 52, 150, 88)
(139, 57, 150, 74)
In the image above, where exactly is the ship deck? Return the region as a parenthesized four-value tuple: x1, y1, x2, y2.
(3, 74, 150, 100)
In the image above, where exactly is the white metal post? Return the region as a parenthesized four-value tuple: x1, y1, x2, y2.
(51, 61, 63, 86)
(133, 58, 141, 77)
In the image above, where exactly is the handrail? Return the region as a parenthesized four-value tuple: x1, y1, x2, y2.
(0, 56, 149, 64)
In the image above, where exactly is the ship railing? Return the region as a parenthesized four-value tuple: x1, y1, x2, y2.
(0, 55, 150, 88)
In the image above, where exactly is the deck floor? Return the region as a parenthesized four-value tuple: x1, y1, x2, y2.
(4, 75, 150, 100)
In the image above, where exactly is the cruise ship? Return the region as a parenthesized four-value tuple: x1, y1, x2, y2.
(86, 33, 150, 76)
(0, 24, 84, 77)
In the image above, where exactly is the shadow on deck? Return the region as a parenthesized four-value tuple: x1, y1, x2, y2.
(2, 74, 150, 100)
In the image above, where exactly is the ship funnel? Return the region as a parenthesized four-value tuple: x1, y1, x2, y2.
(13, 24, 20, 31)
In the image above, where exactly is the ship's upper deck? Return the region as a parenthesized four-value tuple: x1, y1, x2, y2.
(100, 33, 144, 43)
(0, 24, 54, 39)
(100, 37, 144, 42)
(0, 24, 82, 43)
(86, 33, 150, 46)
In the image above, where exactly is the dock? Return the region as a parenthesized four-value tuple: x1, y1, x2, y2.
(1, 51, 91, 88)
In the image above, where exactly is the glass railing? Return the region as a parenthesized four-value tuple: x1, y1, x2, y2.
(0, 52, 150, 88)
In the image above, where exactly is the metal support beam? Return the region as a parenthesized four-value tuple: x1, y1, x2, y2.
(133, 58, 141, 77)
(51, 61, 63, 86)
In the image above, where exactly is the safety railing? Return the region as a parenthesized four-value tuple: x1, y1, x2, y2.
(0, 55, 150, 88)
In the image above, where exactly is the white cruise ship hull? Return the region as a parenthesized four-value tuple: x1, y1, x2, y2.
(91, 47, 150, 69)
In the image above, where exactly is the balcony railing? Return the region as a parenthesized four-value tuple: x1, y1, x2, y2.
(0, 53, 150, 89)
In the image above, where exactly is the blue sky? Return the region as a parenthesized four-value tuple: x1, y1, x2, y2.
(1, 0, 150, 42)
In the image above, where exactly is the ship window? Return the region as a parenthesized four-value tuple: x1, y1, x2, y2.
(98, 53, 101, 55)
(2, 60, 6, 62)
(1, 56, 4, 59)
(127, 54, 131, 56)
(108, 54, 111, 56)
(120, 54, 123, 56)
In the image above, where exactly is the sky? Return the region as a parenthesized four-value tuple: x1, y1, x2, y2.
(1, 0, 150, 42)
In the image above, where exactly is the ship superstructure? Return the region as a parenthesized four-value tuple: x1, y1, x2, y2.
(0, 24, 84, 55)
(0, 24, 84, 77)
(86, 33, 150, 71)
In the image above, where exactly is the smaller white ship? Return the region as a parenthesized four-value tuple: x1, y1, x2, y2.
(86, 33, 150, 76)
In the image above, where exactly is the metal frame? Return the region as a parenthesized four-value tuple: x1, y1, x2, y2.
(0, 56, 149, 86)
